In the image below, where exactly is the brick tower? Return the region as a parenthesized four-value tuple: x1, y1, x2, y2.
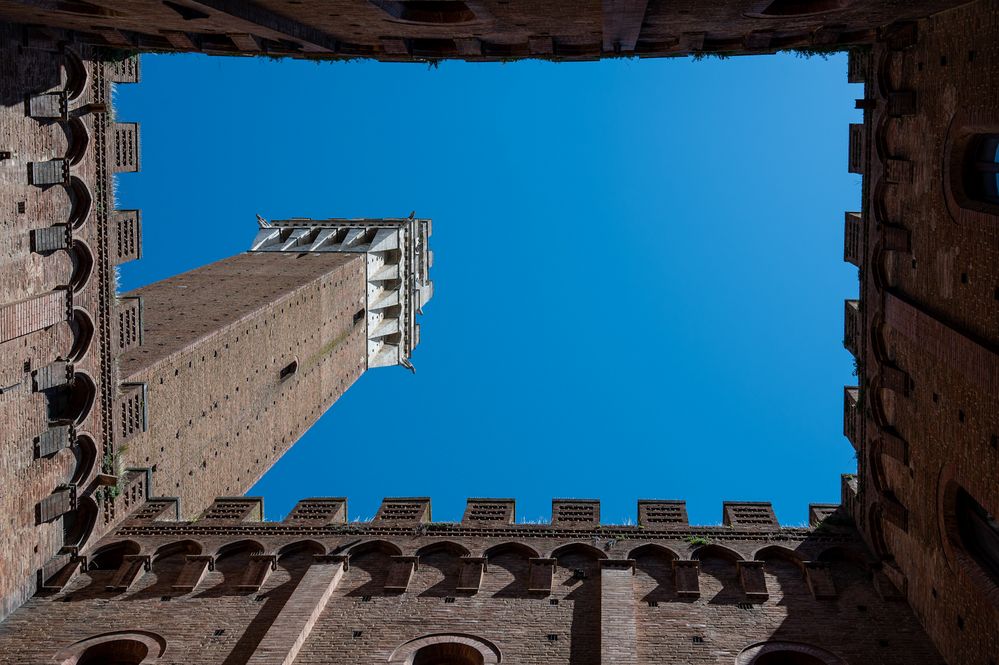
(117, 216, 433, 518)
(2, 1, 999, 663)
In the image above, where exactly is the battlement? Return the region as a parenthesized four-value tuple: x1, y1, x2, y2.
(249, 216, 433, 369)
(121, 495, 852, 533)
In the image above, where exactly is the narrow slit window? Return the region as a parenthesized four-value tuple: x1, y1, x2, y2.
(279, 360, 298, 382)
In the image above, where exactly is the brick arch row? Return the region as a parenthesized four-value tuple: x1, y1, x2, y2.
(56, 534, 888, 613)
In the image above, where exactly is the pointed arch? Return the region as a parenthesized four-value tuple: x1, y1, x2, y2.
(67, 176, 92, 229)
(483, 542, 540, 560)
(628, 543, 680, 561)
(753, 545, 806, 573)
(63, 496, 97, 549)
(62, 47, 88, 101)
(550, 543, 607, 560)
(69, 307, 95, 362)
(690, 544, 744, 562)
(277, 539, 326, 558)
(346, 539, 403, 557)
(416, 541, 471, 558)
(67, 240, 94, 293)
(214, 539, 265, 559)
(65, 117, 90, 166)
(70, 433, 97, 486)
(153, 539, 202, 561)
(88, 540, 142, 570)
(48, 371, 97, 425)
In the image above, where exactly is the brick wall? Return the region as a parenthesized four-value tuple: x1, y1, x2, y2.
(0, 0, 970, 62)
(850, 1, 999, 663)
(0, 498, 943, 665)
(119, 252, 366, 518)
(0, 27, 134, 622)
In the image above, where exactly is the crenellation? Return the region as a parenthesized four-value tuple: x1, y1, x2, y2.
(0, 1, 996, 661)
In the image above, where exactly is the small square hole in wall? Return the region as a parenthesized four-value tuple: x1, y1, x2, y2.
(160, 596, 172, 602)
(940, 55, 948, 66)
(546, 634, 558, 642)
(737, 602, 753, 610)
(959, 410, 966, 423)
(990, 435, 998, 450)
(969, 50, 976, 61)
(16, 202, 25, 214)
(857, 604, 868, 612)
(352, 630, 363, 639)
(549, 599, 559, 606)
(648, 600, 659, 607)
(213, 629, 225, 636)
(444, 597, 456, 604)
(692, 636, 705, 644)
(932, 393, 939, 403)
(878, 640, 890, 647)
(961, 272, 969, 284)
(361, 595, 372, 602)
(957, 615, 965, 630)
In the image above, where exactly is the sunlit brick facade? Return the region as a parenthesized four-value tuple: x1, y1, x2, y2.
(0, 0, 997, 663)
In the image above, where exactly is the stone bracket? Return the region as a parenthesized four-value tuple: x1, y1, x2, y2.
(457, 557, 487, 592)
(107, 554, 151, 592)
(385, 555, 419, 592)
(805, 561, 837, 599)
(737, 560, 768, 601)
(173, 554, 215, 592)
(672, 559, 700, 598)
(238, 554, 278, 591)
(528, 558, 556, 594)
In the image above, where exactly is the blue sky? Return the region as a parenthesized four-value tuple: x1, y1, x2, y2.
(116, 52, 862, 527)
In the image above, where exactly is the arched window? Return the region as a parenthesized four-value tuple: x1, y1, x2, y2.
(76, 639, 148, 665)
(754, 652, 827, 665)
(955, 488, 999, 586)
(388, 634, 500, 665)
(964, 134, 999, 206)
(412, 643, 484, 665)
(55, 632, 166, 665)
(737, 641, 845, 665)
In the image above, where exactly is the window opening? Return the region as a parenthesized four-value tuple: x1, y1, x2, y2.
(965, 134, 999, 205)
(279, 360, 298, 382)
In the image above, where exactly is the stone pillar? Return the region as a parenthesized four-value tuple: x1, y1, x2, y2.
(244, 554, 346, 665)
(600, 559, 637, 665)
